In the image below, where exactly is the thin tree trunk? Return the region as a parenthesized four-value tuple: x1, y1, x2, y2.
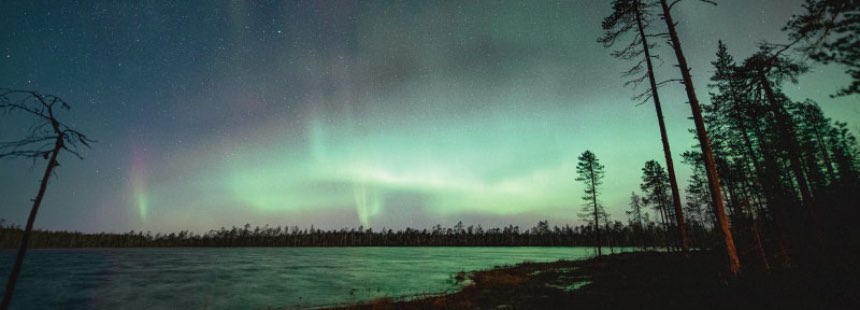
(758, 74, 825, 256)
(634, 0, 689, 253)
(724, 179, 738, 222)
(590, 163, 602, 256)
(811, 126, 836, 182)
(605, 219, 615, 254)
(1, 136, 63, 310)
(658, 204, 670, 250)
(659, 0, 740, 275)
(751, 216, 771, 270)
(758, 73, 817, 217)
(697, 206, 708, 246)
(734, 114, 771, 214)
(661, 195, 681, 252)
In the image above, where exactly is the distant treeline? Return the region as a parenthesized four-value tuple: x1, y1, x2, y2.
(0, 220, 713, 248)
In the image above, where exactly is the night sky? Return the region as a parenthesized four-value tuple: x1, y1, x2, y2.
(1, 1, 856, 233)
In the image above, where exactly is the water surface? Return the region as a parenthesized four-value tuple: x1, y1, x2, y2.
(0, 247, 614, 309)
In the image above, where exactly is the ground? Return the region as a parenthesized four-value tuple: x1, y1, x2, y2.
(330, 250, 860, 309)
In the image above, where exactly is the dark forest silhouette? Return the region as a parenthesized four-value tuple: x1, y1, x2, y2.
(0, 220, 700, 249)
(683, 40, 860, 271)
(598, 0, 860, 276)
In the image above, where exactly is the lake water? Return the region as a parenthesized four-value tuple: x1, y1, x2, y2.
(0, 247, 614, 309)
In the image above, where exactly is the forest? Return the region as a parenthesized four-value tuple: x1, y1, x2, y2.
(589, 0, 860, 275)
(0, 219, 705, 249)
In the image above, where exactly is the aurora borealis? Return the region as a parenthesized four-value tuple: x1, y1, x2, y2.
(1, 1, 857, 233)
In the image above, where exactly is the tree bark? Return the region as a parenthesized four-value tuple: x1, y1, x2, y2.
(811, 124, 836, 182)
(659, 0, 740, 275)
(634, 0, 689, 253)
(758, 73, 825, 259)
(758, 73, 816, 210)
(590, 162, 602, 256)
(658, 203, 669, 250)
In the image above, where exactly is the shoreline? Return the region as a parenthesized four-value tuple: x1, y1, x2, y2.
(331, 250, 860, 309)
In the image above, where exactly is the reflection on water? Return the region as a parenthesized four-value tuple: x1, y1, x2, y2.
(0, 247, 616, 309)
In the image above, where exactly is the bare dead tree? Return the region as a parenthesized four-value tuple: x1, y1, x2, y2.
(0, 89, 93, 310)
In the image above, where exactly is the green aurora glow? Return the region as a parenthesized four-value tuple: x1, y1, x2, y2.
(0, 0, 857, 233)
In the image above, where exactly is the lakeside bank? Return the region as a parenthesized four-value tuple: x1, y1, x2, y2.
(333, 251, 860, 309)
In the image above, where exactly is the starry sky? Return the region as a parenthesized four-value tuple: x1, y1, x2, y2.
(0, 1, 857, 233)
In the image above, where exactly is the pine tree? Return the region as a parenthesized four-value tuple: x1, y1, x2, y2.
(599, 0, 689, 251)
(576, 150, 606, 256)
(657, 0, 740, 274)
(785, 0, 860, 96)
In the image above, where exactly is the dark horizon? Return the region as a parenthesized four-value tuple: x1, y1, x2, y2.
(0, 218, 696, 249)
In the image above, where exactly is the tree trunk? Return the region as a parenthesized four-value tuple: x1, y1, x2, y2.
(723, 178, 738, 221)
(751, 214, 771, 270)
(590, 163, 602, 256)
(758, 72, 817, 217)
(659, 0, 740, 275)
(757, 74, 825, 257)
(634, 0, 689, 253)
(606, 220, 615, 254)
(733, 111, 772, 214)
(1, 136, 63, 310)
(697, 206, 708, 246)
(658, 203, 670, 250)
(811, 125, 837, 182)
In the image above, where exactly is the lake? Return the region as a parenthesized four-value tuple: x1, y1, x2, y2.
(0, 247, 618, 309)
